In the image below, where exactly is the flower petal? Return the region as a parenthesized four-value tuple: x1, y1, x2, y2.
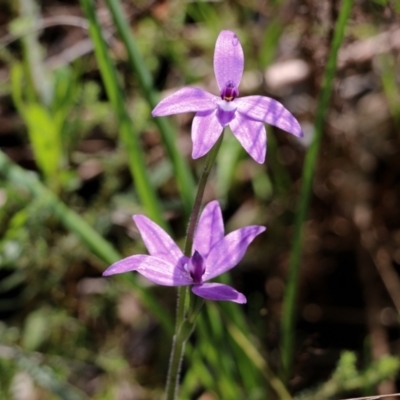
(235, 96, 303, 137)
(137, 257, 192, 286)
(194, 201, 224, 258)
(103, 254, 193, 286)
(152, 87, 217, 116)
(192, 283, 246, 303)
(230, 112, 266, 164)
(133, 215, 183, 265)
(204, 226, 266, 281)
(103, 254, 192, 286)
(214, 30, 244, 93)
(192, 109, 223, 159)
(103, 254, 145, 276)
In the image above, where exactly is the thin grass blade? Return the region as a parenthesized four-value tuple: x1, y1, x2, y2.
(103, 0, 196, 216)
(280, 0, 354, 380)
(80, 0, 166, 229)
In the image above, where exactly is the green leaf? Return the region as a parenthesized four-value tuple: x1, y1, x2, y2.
(23, 104, 63, 180)
(11, 63, 63, 184)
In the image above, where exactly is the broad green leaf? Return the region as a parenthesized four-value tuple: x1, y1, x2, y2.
(24, 104, 63, 180)
(11, 63, 63, 184)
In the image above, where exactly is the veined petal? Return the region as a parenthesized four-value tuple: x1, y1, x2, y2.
(194, 201, 224, 258)
(192, 283, 246, 304)
(204, 226, 266, 281)
(103, 254, 146, 276)
(214, 30, 244, 93)
(235, 96, 303, 137)
(103, 254, 192, 286)
(152, 87, 217, 116)
(138, 257, 192, 286)
(133, 215, 183, 265)
(230, 113, 266, 164)
(192, 109, 223, 159)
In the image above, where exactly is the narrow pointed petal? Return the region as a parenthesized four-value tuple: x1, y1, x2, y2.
(235, 96, 303, 137)
(192, 109, 223, 159)
(133, 215, 183, 265)
(103, 255, 192, 286)
(192, 283, 246, 303)
(152, 87, 217, 116)
(194, 201, 224, 257)
(214, 30, 244, 92)
(230, 112, 266, 164)
(103, 254, 146, 276)
(204, 226, 266, 281)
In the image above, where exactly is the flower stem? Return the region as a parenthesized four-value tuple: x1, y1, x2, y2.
(183, 131, 225, 257)
(164, 132, 225, 400)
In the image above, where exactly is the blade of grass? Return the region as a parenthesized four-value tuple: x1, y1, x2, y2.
(259, 17, 284, 68)
(0, 149, 173, 333)
(14, 0, 64, 190)
(18, 0, 53, 106)
(179, 346, 215, 398)
(258, 3, 295, 198)
(227, 321, 292, 400)
(103, 0, 196, 216)
(80, 0, 166, 229)
(196, 310, 239, 398)
(202, 276, 268, 394)
(267, 129, 293, 195)
(11, 64, 63, 190)
(378, 53, 400, 129)
(280, 0, 354, 380)
(208, 300, 291, 400)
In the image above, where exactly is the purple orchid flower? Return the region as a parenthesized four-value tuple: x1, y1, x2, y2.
(103, 201, 265, 303)
(152, 30, 303, 164)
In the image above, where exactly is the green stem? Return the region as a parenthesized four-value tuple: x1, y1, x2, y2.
(165, 132, 224, 400)
(280, 0, 354, 381)
(183, 132, 225, 257)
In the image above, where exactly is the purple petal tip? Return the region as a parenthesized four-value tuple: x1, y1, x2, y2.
(102, 267, 118, 277)
(237, 294, 247, 304)
(214, 30, 244, 93)
(192, 283, 247, 304)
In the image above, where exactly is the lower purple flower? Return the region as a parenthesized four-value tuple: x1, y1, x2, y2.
(103, 201, 266, 304)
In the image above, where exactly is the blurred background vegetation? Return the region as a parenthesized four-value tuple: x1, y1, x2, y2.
(1, 0, 400, 399)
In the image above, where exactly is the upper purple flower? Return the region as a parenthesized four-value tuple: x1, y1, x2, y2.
(152, 30, 303, 164)
(103, 201, 265, 304)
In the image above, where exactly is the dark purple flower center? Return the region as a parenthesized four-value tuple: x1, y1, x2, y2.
(220, 81, 239, 102)
(186, 250, 205, 284)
